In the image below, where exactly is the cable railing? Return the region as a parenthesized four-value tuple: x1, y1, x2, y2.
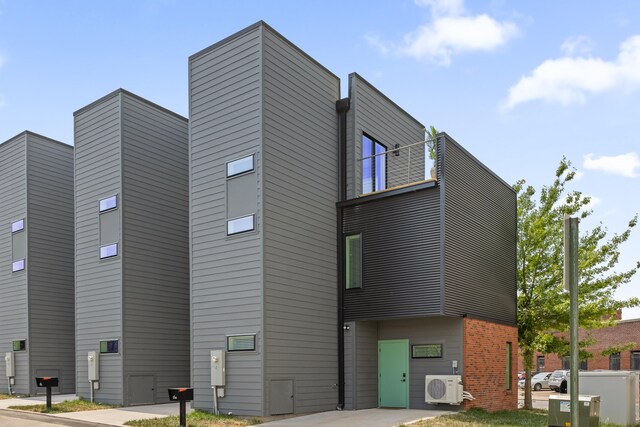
(359, 137, 437, 196)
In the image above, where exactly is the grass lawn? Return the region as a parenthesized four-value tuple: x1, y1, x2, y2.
(8, 398, 118, 413)
(0, 393, 16, 400)
(408, 408, 639, 427)
(124, 410, 261, 427)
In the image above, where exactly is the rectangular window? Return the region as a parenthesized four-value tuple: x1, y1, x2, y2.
(345, 234, 362, 289)
(579, 359, 588, 371)
(12, 259, 25, 272)
(506, 342, 512, 390)
(412, 344, 442, 358)
(100, 243, 118, 259)
(12, 340, 26, 351)
(227, 215, 255, 235)
(536, 355, 545, 372)
(562, 356, 570, 370)
(227, 335, 256, 352)
(100, 340, 119, 354)
(632, 352, 640, 370)
(610, 353, 621, 370)
(362, 134, 386, 194)
(227, 155, 254, 177)
(99, 195, 117, 212)
(11, 219, 24, 233)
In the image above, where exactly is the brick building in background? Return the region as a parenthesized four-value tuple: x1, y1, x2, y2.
(519, 311, 640, 373)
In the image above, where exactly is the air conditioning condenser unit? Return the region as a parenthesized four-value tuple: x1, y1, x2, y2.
(425, 375, 463, 405)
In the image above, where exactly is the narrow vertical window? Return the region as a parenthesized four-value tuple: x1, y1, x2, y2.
(11, 219, 24, 233)
(609, 353, 621, 370)
(562, 356, 570, 370)
(99, 195, 118, 212)
(536, 355, 545, 372)
(361, 134, 386, 194)
(579, 359, 588, 371)
(631, 351, 640, 370)
(506, 342, 512, 390)
(345, 234, 362, 289)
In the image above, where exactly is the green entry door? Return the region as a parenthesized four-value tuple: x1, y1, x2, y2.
(378, 339, 409, 408)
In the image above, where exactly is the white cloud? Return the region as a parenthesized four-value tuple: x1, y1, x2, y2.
(583, 195, 601, 211)
(505, 35, 640, 109)
(583, 152, 640, 178)
(573, 170, 585, 181)
(561, 36, 593, 56)
(367, 0, 518, 66)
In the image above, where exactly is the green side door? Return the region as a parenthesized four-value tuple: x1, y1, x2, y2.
(378, 339, 409, 408)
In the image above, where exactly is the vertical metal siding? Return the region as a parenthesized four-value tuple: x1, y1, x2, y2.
(261, 26, 340, 414)
(190, 26, 264, 416)
(345, 74, 425, 199)
(343, 321, 355, 410)
(26, 134, 75, 394)
(377, 317, 463, 410)
(74, 93, 124, 404)
(120, 93, 189, 404)
(343, 188, 442, 320)
(354, 320, 378, 409)
(442, 136, 517, 325)
(0, 134, 29, 394)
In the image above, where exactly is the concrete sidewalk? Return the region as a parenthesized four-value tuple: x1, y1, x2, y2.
(257, 408, 454, 427)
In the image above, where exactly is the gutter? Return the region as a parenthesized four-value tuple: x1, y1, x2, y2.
(335, 97, 350, 410)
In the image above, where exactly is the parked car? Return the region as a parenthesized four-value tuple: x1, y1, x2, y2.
(548, 369, 570, 393)
(518, 372, 552, 390)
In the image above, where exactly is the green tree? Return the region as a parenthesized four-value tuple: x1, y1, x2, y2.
(515, 158, 639, 409)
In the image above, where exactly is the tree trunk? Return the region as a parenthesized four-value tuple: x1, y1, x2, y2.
(523, 349, 534, 409)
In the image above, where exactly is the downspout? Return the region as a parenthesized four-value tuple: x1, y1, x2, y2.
(335, 97, 350, 410)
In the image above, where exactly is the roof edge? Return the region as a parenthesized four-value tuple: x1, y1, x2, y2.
(1, 130, 71, 149)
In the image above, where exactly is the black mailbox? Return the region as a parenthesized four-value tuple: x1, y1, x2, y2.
(168, 387, 193, 401)
(35, 377, 59, 388)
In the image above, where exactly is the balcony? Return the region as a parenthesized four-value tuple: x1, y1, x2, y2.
(359, 136, 437, 197)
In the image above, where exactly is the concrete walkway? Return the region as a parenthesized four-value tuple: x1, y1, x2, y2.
(257, 408, 454, 427)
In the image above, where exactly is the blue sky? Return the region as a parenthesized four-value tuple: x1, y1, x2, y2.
(1, 1, 639, 317)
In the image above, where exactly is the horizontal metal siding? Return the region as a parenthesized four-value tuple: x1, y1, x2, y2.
(378, 317, 463, 410)
(121, 94, 190, 405)
(346, 74, 425, 199)
(190, 27, 264, 416)
(262, 26, 339, 414)
(343, 188, 442, 320)
(442, 136, 517, 325)
(0, 135, 29, 394)
(74, 94, 123, 404)
(26, 135, 75, 394)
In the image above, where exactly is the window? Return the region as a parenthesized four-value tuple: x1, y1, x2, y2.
(227, 155, 254, 177)
(412, 344, 442, 358)
(100, 340, 119, 354)
(99, 195, 117, 212)
(631, 352, 640, 370)
(536, 356, 545, 372)
(227, 215, 255, 235)
(579, 359, 588, 371)
(11, 219, 24, 233)
(562, 356, 570, 370)
(362, 134, 386, 194)
(506, 342, 512, 390)
(12, 259, 25, 272)
(12, 340, 26, 351)
(610, 353, 621, 370)
(227, 335, 256, 352)
(100, 243, 118, 259)
(345, 234, 362, 289)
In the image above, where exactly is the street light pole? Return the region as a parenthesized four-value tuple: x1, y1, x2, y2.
(564, 214, 580, 427)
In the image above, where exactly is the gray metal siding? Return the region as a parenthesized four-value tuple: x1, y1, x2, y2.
(26, 134, 75, 394)
(261, 25, 340, 415)
(120, 93, 190, 405)
(0, 134, 29, 394)
(343, 188, 442, 320)
(74, 93, 123, 404)
(442, 135, 517, 325)
(354, 320, 378, 409)
(345, 73, 425, 199)
(189, 26, 264, 416)
(378, 317, 463, 410)
(343, 321, 355, 410)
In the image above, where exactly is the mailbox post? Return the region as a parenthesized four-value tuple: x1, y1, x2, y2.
(35, 377, 59, 410)
(168, 387, 193, 427)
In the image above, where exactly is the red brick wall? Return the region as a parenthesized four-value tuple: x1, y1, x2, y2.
(517, 318, 640, 372)
(463, 317, 518, 411)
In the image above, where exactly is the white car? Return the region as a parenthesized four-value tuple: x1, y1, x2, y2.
(518, 372, 552, 391)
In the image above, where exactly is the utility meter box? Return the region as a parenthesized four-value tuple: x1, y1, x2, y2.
(548, 394, 600, 427)
(88, 351, 99, 381)
(210, 350, 225, 387)
(4, 352, 14, 378)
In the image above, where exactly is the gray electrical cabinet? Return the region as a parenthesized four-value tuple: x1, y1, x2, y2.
(0, 132, 75, 395)
(549, 394, 600, 427)
(577, 371, 639, 426)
